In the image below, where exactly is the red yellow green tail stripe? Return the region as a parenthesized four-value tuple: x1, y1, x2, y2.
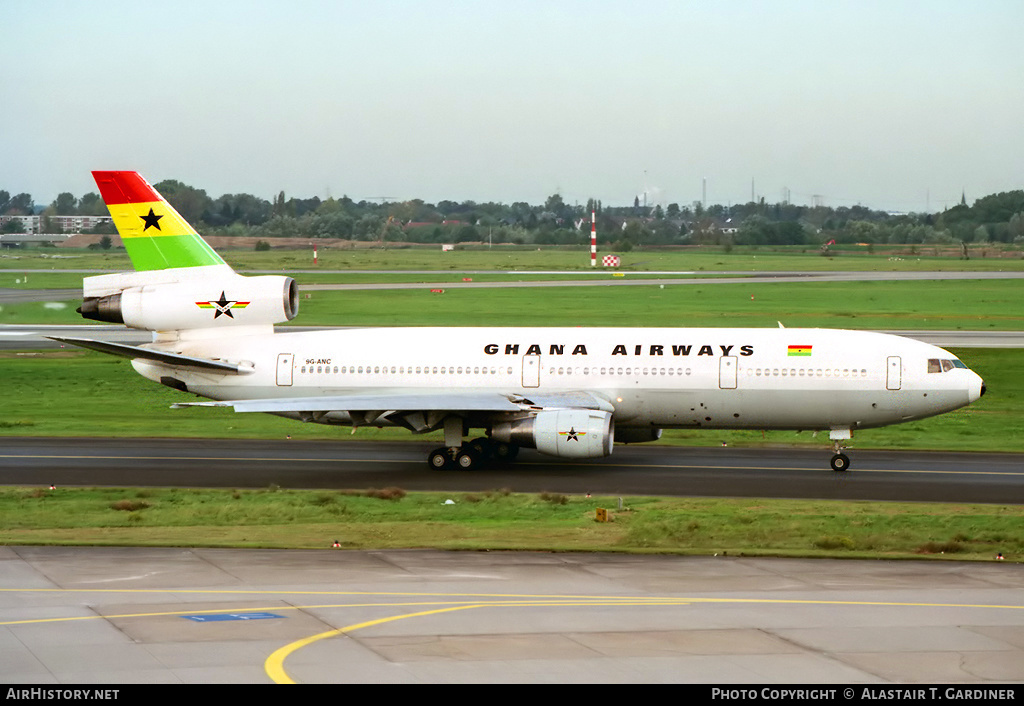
(92, 171, 225, 272)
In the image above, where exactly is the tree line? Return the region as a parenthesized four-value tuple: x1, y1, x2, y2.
(2, 182, 1022, 248)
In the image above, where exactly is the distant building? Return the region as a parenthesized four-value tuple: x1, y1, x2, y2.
(53, 215, 113, 232)
(0, 214, 112, 234)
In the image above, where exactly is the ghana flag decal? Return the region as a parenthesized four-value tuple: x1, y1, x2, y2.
(788, 344, 813, 357)
(92, 171, 226, 272)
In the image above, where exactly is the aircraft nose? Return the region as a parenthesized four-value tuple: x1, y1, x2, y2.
(969, 371, 985, 403)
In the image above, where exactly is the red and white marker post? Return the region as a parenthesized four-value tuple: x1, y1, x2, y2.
(590, 210, 597, 267)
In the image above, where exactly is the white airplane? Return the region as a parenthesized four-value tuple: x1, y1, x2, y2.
(54, 171, 986, 472)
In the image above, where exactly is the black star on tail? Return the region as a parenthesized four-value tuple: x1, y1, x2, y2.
(140, 208, 163, 231)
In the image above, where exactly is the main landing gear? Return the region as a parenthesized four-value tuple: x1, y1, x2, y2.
(428, 438, 519, 471)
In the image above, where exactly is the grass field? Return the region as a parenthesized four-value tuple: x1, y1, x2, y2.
(3, 243, 1023, 274)
(1, 347, 1019, 453)
(0, 486, 1020, 560)
(4, 277, 1024, 331)
(4, 243, 1022, 330)
(295, 279, 1024, 329)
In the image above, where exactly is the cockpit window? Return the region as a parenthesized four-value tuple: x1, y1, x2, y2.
(929, 358, 965, 373)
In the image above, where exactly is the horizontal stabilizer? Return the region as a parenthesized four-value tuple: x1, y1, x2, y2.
(47, 336, 252, 374)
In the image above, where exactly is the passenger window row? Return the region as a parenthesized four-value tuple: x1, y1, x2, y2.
(548, 367, 693, 376)
(299, 365, 515, 376)
(746, 368, 869, 378)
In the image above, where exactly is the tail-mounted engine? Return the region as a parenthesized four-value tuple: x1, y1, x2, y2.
(79, 275, 299, 331)
(492, 409, 614, 458)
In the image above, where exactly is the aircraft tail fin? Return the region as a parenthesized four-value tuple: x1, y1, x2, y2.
(92, 171, 226, 272)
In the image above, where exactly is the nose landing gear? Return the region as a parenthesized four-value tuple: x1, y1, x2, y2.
(830, 451, 851, 472)
(829, 428, 852, 472)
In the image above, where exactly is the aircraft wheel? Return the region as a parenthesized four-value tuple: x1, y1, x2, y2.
(469, 437, 492, 459)
(428, 447, 453, 470)
(491, 441, 519, 463)
(830, 453, 851, 472)
(455, 448, 481, 471)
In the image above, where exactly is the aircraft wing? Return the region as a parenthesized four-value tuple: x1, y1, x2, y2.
(172, 390, 613, 414)
(47, 336, 253, 375)
(174, 392, 523, 414)
(172, 390, 614, 431)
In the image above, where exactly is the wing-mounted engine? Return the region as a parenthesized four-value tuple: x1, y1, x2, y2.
(492, 409, 614, 459)
(79, 272, 298, 332)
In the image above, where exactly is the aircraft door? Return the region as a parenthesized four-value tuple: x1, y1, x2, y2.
(719, 355, 737, 389)
(886, 356, 901, 390)
(522, 353, 540, 388)
(276, 353, 294, 386)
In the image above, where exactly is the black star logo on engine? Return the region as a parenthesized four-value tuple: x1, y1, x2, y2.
(212, 291, 236, 319)
(195, 292, 250, 319)
(558, 427, 587, 442)
(140, 208, 163, 231)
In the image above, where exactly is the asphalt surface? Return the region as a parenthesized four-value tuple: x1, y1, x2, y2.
(3, 437, 1023, 504)
(3, 547, 1023, 683)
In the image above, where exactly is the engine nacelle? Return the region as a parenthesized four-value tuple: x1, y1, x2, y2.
(492, 409, 614, 459)
(79, 275, 298, 331)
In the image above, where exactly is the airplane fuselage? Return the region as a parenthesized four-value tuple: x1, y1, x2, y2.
(134, 326, 983, 434)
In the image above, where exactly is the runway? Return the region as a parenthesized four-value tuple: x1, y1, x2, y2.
(3, 437, 1023, 504)
(2, 546, 1022, 684)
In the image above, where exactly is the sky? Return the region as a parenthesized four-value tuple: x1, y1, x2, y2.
(4, 0, 1023, 213)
